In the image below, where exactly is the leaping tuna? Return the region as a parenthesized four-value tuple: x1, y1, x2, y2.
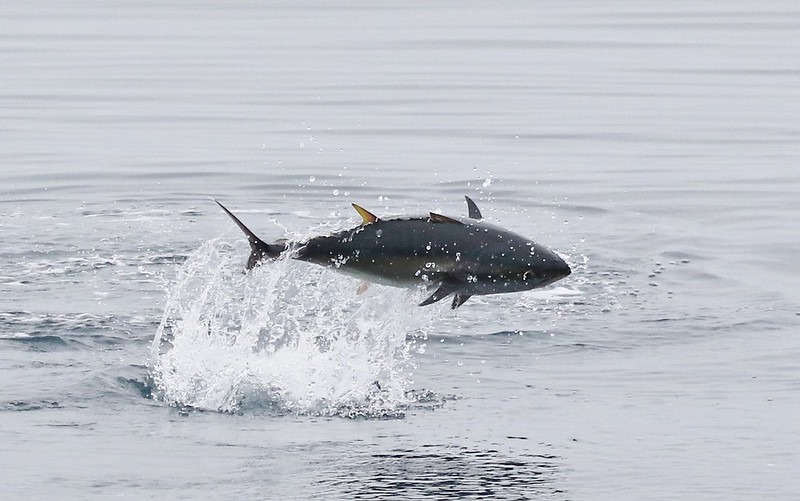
(215, 197, 571, 309)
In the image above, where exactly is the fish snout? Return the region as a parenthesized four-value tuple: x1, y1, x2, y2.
(553, 255, 571, 280)
(527, 253, 571, 287)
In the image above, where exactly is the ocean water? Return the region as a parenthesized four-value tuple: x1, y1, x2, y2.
(2, 1, 799, 499)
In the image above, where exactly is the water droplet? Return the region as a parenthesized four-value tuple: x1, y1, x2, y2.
(309, 176, 316, 182)
(333, 189, 339, 196)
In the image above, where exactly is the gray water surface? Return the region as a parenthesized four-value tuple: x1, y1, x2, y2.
(1, 2, 799, 499)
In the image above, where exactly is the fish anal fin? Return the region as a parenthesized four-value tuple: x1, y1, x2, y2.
(451, 294, 472, 309)
(352, 204, 379, 224)
(419, 278, 462, 306)
(429, 212, 462, 224)
(465, 196, 482, 220)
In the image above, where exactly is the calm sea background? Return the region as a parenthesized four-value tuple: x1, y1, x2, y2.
(1, 1, 798, 499)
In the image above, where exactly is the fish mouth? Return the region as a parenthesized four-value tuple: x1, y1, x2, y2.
(523, 255, 570, 276)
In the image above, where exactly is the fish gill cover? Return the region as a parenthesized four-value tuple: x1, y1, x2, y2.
(149, 237, 442, 418)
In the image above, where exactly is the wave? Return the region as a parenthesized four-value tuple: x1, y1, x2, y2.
(149, 238, 443, 417)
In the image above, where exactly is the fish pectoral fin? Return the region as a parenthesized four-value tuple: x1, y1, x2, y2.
(352, 203, 379, 224)
(451, 294, 472, 309)
(429, 212, 462, 224)
(356, 281, 370, 295)
(419, 278, 463, 306)
(465, 196, 482, 220)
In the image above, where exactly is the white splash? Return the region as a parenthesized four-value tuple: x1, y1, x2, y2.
(149, 238, 438, 417)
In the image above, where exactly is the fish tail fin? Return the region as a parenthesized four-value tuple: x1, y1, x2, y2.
(214, 200, 285, 269)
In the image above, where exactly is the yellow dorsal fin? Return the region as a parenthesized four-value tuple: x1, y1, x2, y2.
(352, 203, 379, 224)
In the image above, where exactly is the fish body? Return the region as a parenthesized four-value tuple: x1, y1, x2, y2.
(216, 197, 571, 308)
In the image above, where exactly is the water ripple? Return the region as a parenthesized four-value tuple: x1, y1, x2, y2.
(313, 444, 564, 500)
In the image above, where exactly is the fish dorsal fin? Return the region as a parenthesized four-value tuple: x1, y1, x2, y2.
(465, 196, 482, 220)
(352, 203, 379, 224)
(429, 212, 462, 224)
